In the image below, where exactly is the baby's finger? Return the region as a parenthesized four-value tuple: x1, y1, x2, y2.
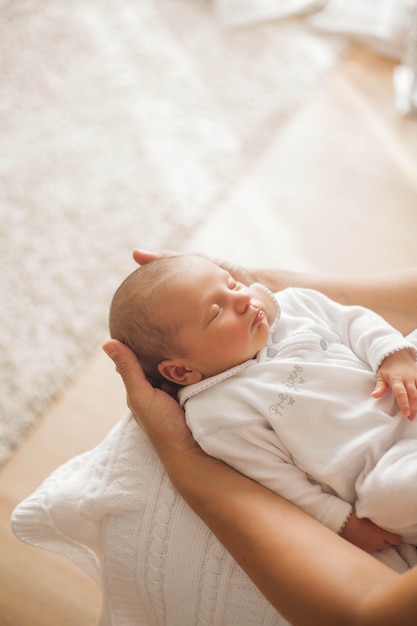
(371, 378, 388, 399)
(383, 529, 402, 546)
(391, 380, 411, 417)
(405, 380, 417, 420)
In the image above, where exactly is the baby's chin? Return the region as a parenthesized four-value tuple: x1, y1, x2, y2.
(251, 282, 281, 328)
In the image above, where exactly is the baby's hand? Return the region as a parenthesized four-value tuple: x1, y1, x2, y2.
(339, 512, 402, 554)
(372, 349, 417, 420)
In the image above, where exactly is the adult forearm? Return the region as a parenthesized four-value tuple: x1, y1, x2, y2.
(251, 266, 417, 335)
(357, 567, 417, 626)
(163, 446, 404, 626)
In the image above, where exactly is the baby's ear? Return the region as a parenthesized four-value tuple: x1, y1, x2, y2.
(158, 359, 202, 386)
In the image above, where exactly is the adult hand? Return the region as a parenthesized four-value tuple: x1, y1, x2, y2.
(132, 248, 258, 287)
(102, 339, 200, 461)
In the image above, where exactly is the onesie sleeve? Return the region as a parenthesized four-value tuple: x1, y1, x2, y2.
(193, 419, 352, 534)
(292, 289, 417, 372)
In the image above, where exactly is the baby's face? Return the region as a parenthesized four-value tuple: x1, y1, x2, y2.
(168, 256, 276, 378)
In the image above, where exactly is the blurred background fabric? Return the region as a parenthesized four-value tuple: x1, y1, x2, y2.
(0, 0, 347, 464)
(215, 0, 413, 61)
(214, 0, 417, 115)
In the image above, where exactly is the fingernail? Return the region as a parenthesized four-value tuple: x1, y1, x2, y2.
(102, 342, 117, 360)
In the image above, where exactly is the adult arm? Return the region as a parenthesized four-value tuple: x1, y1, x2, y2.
(250, 266, 417, 337)
(103, 339, 417, 626)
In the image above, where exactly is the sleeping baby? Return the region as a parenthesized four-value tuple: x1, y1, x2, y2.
(109, 254, 417, 553)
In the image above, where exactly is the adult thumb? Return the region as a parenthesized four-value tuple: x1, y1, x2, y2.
(103, 339, 146, 390)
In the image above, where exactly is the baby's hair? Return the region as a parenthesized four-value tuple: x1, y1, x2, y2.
(109, 256, 186, 384)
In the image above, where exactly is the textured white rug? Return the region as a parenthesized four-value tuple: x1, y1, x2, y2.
(0, 0, 346, 464)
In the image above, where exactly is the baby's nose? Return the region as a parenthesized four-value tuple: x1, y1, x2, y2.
(233, 289, 251, 314)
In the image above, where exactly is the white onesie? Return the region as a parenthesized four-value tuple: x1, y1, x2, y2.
(179, 288, 417, 542)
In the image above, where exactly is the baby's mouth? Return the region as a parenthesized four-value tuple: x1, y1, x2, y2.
(252, 309, 265, 328)
(251, 282, 281, 329)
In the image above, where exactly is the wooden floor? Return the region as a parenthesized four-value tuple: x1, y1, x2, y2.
(1, 45, 416, 625)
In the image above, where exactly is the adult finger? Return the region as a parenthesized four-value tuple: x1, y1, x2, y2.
(132, 248, 177, 265)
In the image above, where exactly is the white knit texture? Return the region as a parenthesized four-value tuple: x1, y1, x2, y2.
(11, 414, 288, 625)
